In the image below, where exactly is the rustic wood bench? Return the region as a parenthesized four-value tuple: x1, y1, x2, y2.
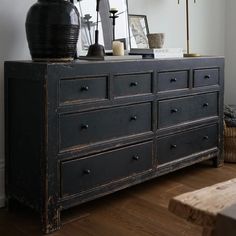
(168, 178, 236, 236)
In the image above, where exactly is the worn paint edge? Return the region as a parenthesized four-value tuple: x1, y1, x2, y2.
(0, 159, 5, 207)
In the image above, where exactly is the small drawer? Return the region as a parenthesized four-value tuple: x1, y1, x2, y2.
(59, 103, 152, 152)
(158, 93, 218, 129)
(157, 71, 189, 92)
(157, 124, 218, 165)
(193, 68, 219, 87)
(114, 72, 152, 97)
(61, 142, 153, 197)
(59, 76, 108, 105)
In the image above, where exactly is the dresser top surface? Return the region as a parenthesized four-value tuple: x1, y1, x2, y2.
(5, 56, 224, 66)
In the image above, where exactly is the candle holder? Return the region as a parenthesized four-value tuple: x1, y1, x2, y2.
(178, 0, 200, 57)
(109, 8, 119, 42)
(86, 0, 105, 58)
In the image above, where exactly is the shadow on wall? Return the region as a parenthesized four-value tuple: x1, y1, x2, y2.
(0, 11, 25, 62)
(0, 2, 31, 206)
(0, 8, 23, 153)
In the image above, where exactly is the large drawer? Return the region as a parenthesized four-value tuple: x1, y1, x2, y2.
(59, 103, 152, 151)
(114, 72, 152, 97)
(157, 70, 189, 92)
(61, 141, 153, 197)
(193, 68, 219, 87)
(59, 76, 108, 105)
(158, 93, 218, 129)
(157, 124, 218, 165)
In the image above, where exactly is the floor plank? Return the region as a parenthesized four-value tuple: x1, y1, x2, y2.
(1, 162, 236, 236)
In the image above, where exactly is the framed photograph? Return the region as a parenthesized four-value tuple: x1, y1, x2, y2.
(129, 14, 149, 49)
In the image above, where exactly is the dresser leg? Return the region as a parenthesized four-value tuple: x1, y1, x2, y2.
(42, 206, 61, 234)
(212, 155, 224, 168)
(7, 197, 21, 211)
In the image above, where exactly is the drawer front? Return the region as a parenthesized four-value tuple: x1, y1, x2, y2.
(59, 103, 152, 151)
(194, 68, 219, 87)
(114, 73, 152, 97)
(61, 142, 153, 197)
(59, 76, 108, 105)
(157, 124, 218, 165)
(158, 93, 218, 129)
(157, 71, 189, 92)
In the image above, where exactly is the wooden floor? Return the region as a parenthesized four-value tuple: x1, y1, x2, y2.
(1, 162, 236, 236)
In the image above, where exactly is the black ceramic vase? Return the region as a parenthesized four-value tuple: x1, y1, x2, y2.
(25, 0, 80, 61)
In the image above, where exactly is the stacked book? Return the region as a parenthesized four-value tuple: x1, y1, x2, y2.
(79, 55, 142, 61)
(129, 48, 184, 59)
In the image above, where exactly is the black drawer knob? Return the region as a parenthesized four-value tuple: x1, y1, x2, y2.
(81, 86, 89, 91)
(203, 136, 209, 140)
(171, 144, 177, 149)
(171, 108, 178, 113)
(133, 155, 140, 161)
(81, 124, 89, 130)
(130, 82, 138, 87)
(130, 115, 137, 121)
(170, 78, 177, 83)
(204, 75, 211, 79)
(83, 169, 91, 175)
(203, 103, 209, 107)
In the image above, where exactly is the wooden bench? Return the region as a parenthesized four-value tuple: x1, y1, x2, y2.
(168, 178, 236, 236)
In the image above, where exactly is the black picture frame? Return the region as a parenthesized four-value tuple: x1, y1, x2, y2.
(128, 14, 150, 49)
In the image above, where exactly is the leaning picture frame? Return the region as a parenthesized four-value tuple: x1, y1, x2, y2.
(72, 0, 130, 56)
(129, 14, 149, 49)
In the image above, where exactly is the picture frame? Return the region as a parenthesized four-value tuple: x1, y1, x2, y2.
(73, 0, 130, 56)
(128, 14, 150, 49)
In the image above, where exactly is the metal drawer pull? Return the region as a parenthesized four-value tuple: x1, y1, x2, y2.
(171, 108, 178, 113)
(81, 86, 89, 91)
(170, 78, 177, 83)
(171, 144, 177, 149)
(203, 136, 209, 140)
(83, 169, 91, 175)
(204, 75, 211, 79)
(133, 155, 140, 161)
(203, 103, 209, 107)
(130, 82, 138, 87)
(81, 124, 89, 130)
(130, 115, 137, 121)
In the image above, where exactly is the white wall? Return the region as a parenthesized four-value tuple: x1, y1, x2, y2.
(128, 0, 225, 55)
(190, 0, 225, 56)
(0, 0, 32, 207)
(225, 0, 236, 104)
(128, 0, 186, 50)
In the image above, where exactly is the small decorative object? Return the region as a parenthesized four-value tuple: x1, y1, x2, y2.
(178, 0, 200, 57)
(109, 8, 119, 41)
(86, 0, 105, 58)
(147, 33, 165, 49)
(112, 41, 124, 56)
(25, 0, 80, 61)
(129, 14, 150, 49)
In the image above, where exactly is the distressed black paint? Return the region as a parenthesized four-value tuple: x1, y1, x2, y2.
(5, 57, 224, 234)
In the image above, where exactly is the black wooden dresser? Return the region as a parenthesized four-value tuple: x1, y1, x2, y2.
(5, 57, 224, 233)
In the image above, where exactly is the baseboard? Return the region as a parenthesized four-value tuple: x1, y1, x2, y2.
(0, 159, 5, 208)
